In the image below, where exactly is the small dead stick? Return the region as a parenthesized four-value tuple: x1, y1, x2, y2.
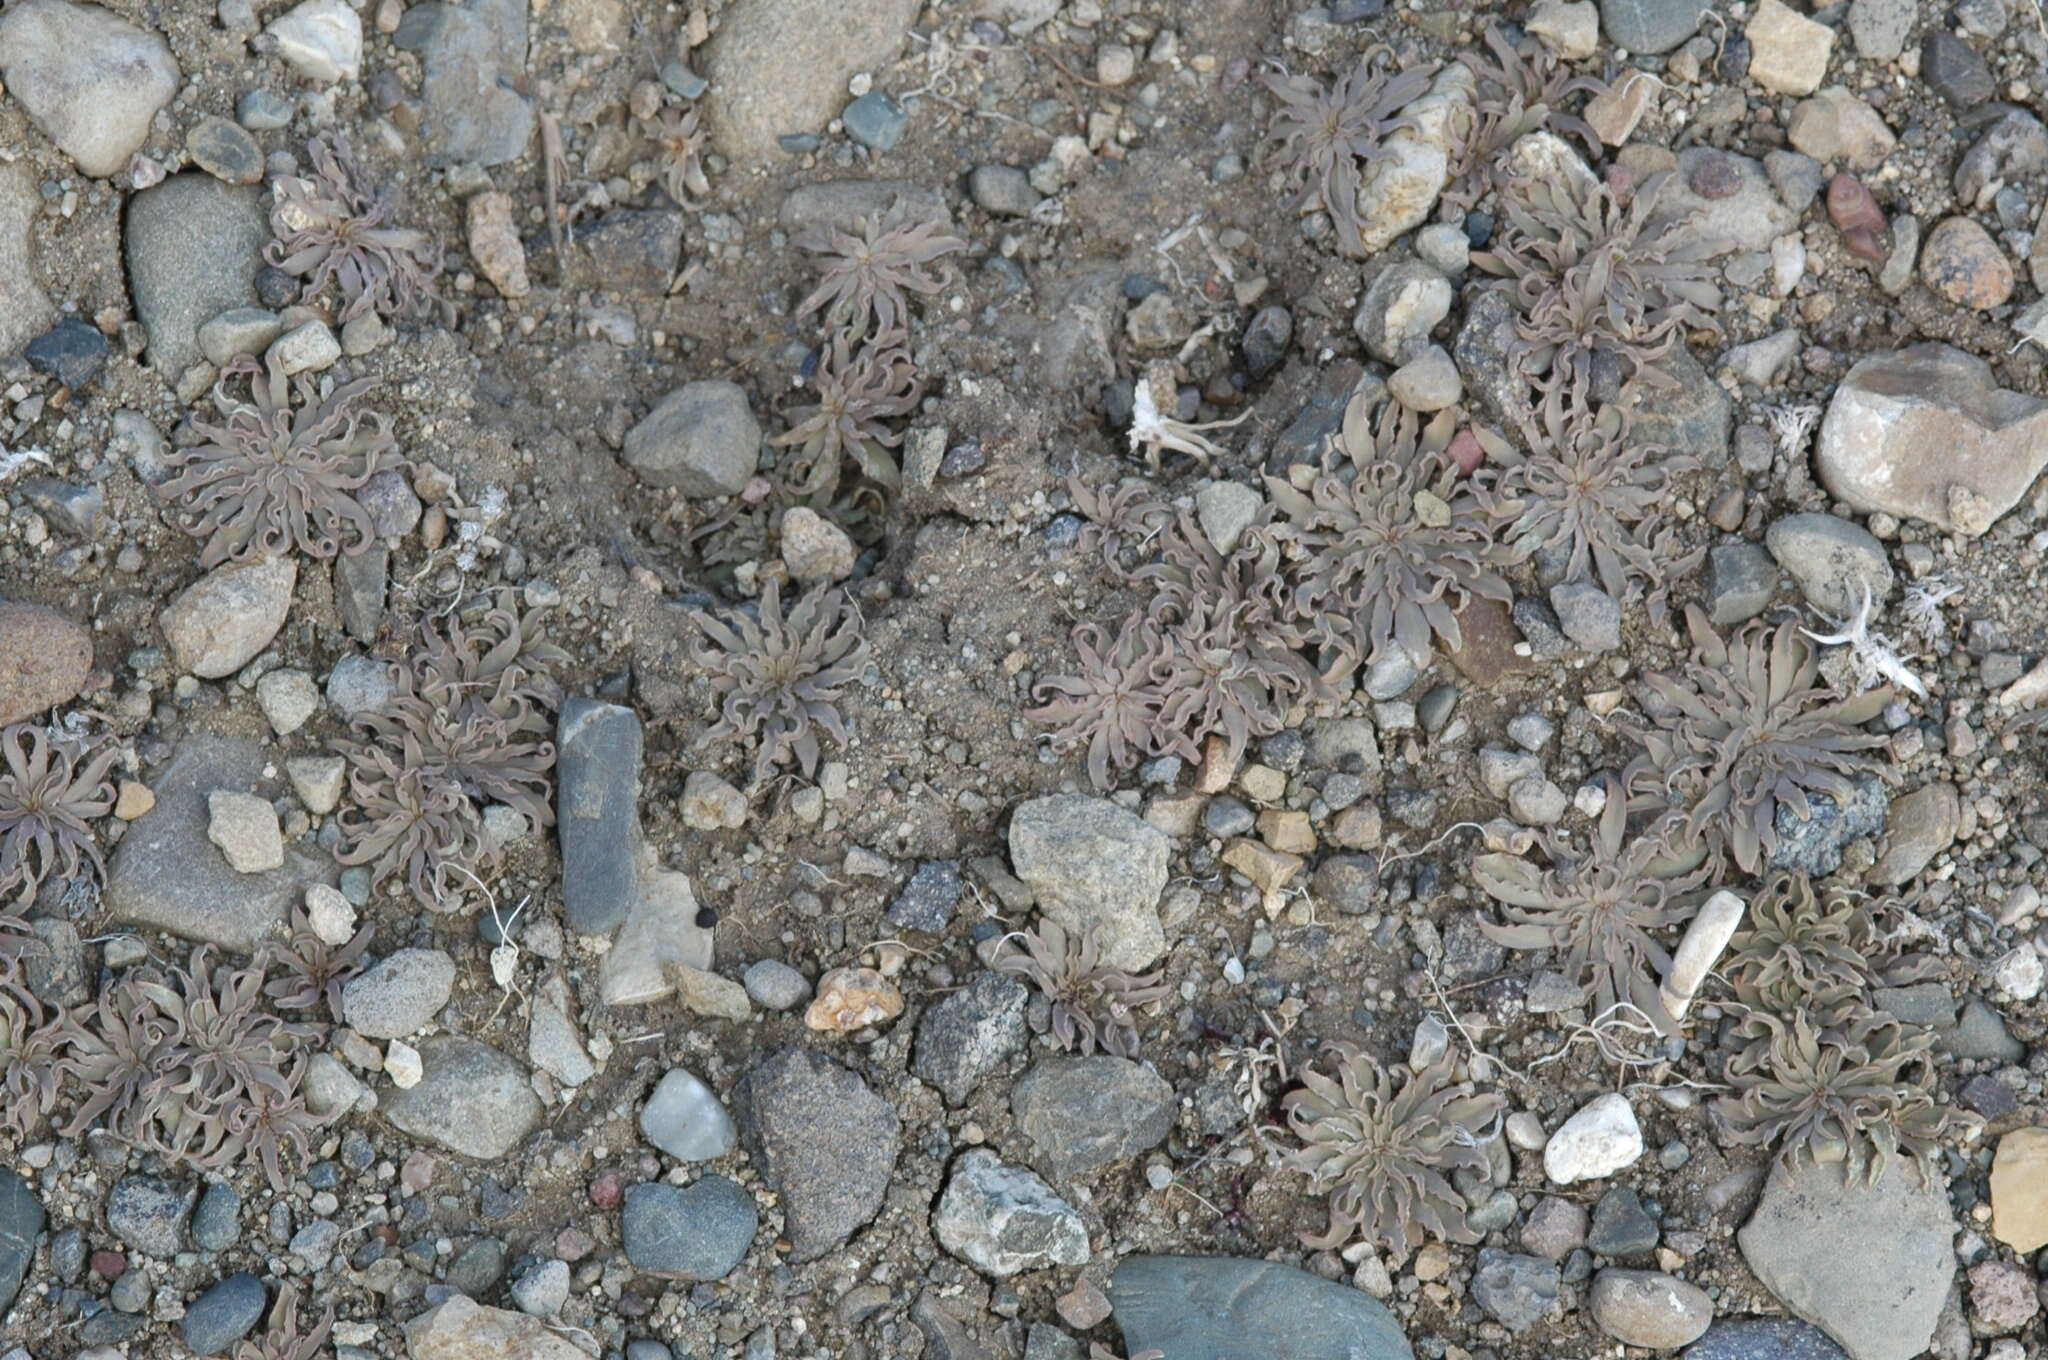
(540, 110, 569, 278)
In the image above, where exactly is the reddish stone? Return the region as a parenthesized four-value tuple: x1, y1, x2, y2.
(1446, 596, 1536, 686)
(588, 1172, 624, 1209)
(90, 1250, 126, 1279)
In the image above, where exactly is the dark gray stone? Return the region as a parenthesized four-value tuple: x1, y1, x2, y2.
(398, 0, 535, 166)
(1269, 360, 1379, 473)
(1472, 1249, 1560, 1333)
(731, 1047, 900, 1262)
(556, 698, 644, 936)
(580, 211, 686, 294)
(182, 1273, 267, 1355)
(186, 115, 263, 185)
(105, 736, 333, 951)
(108, 1176, 197, 1257)
(1600, 0, 1712, 52)
(1961, 1074, 2020, 1118)
(1684, 1319, 1851, 1360)
(779, 179, 952, 234)
(191, 1181, 240, 1252)
(1242, 305, 1292, 379)
(885, 860, 962, 933)
(1109, 1255, 1413, 1360)
(0, 1168, 43, 1318)
(1589, 1185, 1660, 1261)
(622, 1177, 758, 1281)
(1453, 287, 1526, 430)
(622, 379, 761, 496)
(1941, 998, 2024, 1061)
(24, 317, 108, 388)
(125, 174, 265, 376)
(913, 970, 1029, 1105)
(80, 1310, 148, 1345)
(23, 916, 86, 1004)
(379, 1037, 542, 1159)
(841, 91, 906, 151)
(1011, 1056, 1175, 1183)
(447, 1237, 506, 1295)
(1707, 542, 1779, 626)
(1921, 31, 1994, 108)
(1872, 981, 1955, 1028)
(1769, 775, 1887, 877)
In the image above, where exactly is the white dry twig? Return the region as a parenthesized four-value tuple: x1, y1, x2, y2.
(1128, 372, 1251, 470)
(1763, 401, 1822, 461)
(1800, 578, 1929, 699)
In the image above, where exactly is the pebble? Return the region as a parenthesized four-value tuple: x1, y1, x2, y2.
(24, 318, 109, 389)
(186, 116, 264, 185)
(1008, 795, 1168, 971)
(1355, 260, 1452, 366)
(968, 164, 1041, 219)
(1869, 782, 1959, 886)
(236, 89, 293, 132)
(1848, 0, 1913, 60)
(1549, 582, 1622, 652)
(0, 0, 179, 177)
(271, 319, 341, 375)
(935, 1149, 1089, 1276)
(1990, 1126, 2048, 1252)
(742, 959, 811, 1011)
(1240, 305, 1292, 378)
(1527, 0, 1598, 59)
(0, 603, 92, 726)
(286, 755, 346, 817)
(401, 0, 535, 166)
(1195, 481, 1264, 557)
(640, 1069, 736, 1162)
(699, 0, 920, 163)
(1764, 513, 1893, 618)
(191, 1182, 240, 1253)
(1815, 343, 2048, 536)
(1521, 1196, 1588, 1261)
(680, 771, 749, 831)
(1507, 777, 1567, 826)
(341, 948, 455, 1039)
(1012, 1056, 1175, 1182)
(0, 1171, 41, 1318)
(207, 792, 284, 874)
(912, 971, 1030, 1106)
(182, 1273, 267, 1356)
(1387, 344, 1460, 412)
(1471, 1249, 1560, 1333)
(1350, 65, 1469, 255)
(778, 506, 857, 583)
(1588, 1269, 1712, 1348)
(1598, 0, 1711, 53)
(599, 865, 713, 1006)
(465, 191, 531, 299)
(287, 1218, 339, 1270)
(1685, 1320, 1852, 1360)
(108, 1177, 196, 1257)
(254, 668, 319, 736)
(129, 174, 267, 375)
(1746, 0, 1831, 95)
(511, 1258, 570, 1317)
(1954, 110, 2048, 206)
(379, 1037, 541, 1159)
(1968, 1260, 2040, 1333)
(325, 653, 393, 718)
(197, 308, 284, 366)
(267, 0, 362, 81)
(1544, 1093, 1643, 1184)
(1095, 41, 1137, 85)
(1588, 1185, 1660, 1259)
(1786, 87, 1895, 172)
(160, 556, 297, 679)
(1920, 216, 2013, 309)
(839, 90, 905, 151)
(446, 1238, 507, 1296)
(1921, 30, 1995, 108)
(623, 381, 761, 496)
(557, 698, 645, 936)
(383, 1039, 423, 1087)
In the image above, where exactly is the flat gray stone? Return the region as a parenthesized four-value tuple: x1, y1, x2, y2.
(702, 0, 924, 163)
(640, 1069, 735, 1162)
(105, 737, 333, 952)
(126, 175, 266, 376)
(1655, 149, 1800, 256)
(182, 1272, 266, 1355)
(1765, 513, 1894, 619)
(556, 698, 644, 935)
(779, 179, 952, 233)
(108, 1176, 196, 1257)
(0, 0, 178, 177)
(1737, 1156, 1954, 1360)
(933, 1149, 1089, 1277)
(1110, 1255, 1413, 1360)
(397, 0, 535, 166)
(598, 861, 714, 1006)
(1685, 1319, 1851, 1360)
(1011, 1056, 1175, 1183)
(380, 1037, 541, 1160)
(341, 948, 455, 1039)
(731, 1047, 900, 1262)
(1601, 0, 1712, 52)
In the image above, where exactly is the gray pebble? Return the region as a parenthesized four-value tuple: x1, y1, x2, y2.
(623, 1178, 759, 1281)
(1550, 582, 1622, 652)
(742, 959, 811, 1011)
(969, 164, 1040, 217)
(841, 91, 907, 151)
(640, 1069, 737, 1163)
(236, 89, 293, 131)
(512, 1258, 570, 1317)
(182, 1273, 267, 1356)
